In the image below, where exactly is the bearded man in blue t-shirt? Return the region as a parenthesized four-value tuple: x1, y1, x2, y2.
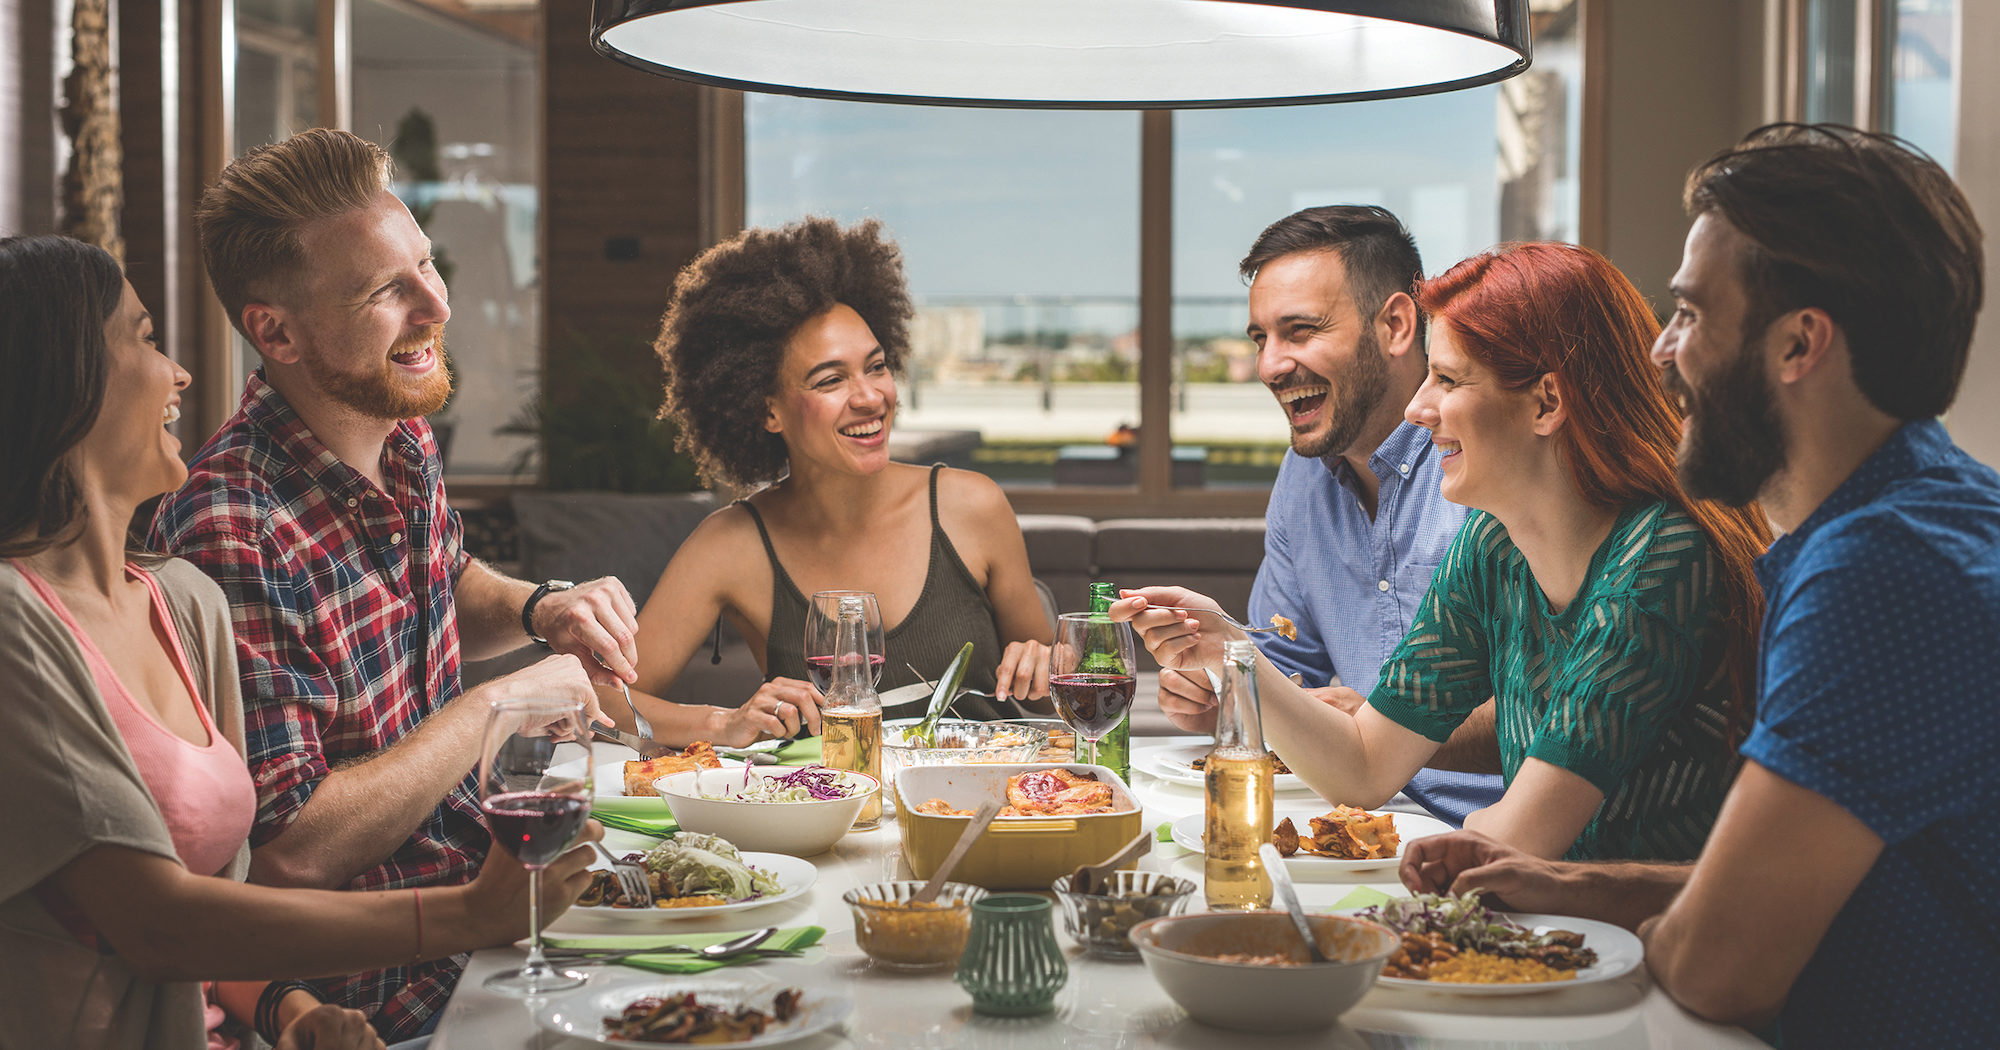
(1400, 124, 2000, 1048)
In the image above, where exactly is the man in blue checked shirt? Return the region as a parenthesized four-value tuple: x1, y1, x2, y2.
(1154, 205, 1504, 820)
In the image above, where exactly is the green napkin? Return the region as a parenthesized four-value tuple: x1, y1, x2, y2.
(595, 811, 678, 838)
(547, 926, 825, 974)
(774, 736, 822, 766)
(1331, 885, 1396, 911)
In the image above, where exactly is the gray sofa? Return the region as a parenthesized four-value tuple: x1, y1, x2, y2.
(469, 493, 1267, 737)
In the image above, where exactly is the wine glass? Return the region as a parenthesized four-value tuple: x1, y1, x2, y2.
(806, 590, 885, 692)
(1051, 611, 1138, 768)
(478, 695, 593, 997)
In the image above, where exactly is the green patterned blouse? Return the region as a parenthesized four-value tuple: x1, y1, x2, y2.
(1368, 501, 1739, 861)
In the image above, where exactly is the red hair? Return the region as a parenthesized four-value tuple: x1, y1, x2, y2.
(1417, 242, 1772, 749)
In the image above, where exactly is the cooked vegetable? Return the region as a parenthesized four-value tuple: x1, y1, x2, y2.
(1358, 890, 1597, 969)
(641, 832, 781, 901)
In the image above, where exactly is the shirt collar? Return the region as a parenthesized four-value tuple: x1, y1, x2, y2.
(1757, 419, 1950, 584)
(1320, 420, 1437, 484)
(238, 370, 430, 504)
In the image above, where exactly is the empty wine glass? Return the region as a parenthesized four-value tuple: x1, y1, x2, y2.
(806, 590, 885, 692)
(1051, 612, 1138, 768)
(479, 696, 593, 997)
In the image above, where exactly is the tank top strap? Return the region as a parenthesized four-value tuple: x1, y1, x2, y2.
(738, 499, 811, 682)
(738, 499, 811, 607)
(928, 462, 944, 532)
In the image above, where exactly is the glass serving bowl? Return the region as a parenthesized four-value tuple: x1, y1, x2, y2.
(843, 879, 990, 971)
(881, 718, 1049, 784)
(1051, 870, 1198, 958)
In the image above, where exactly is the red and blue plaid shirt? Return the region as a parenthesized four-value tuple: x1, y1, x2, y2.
(148, 372, 480, 1040)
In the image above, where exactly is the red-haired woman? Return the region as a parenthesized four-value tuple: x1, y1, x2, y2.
(1120, 243, 1770, 862)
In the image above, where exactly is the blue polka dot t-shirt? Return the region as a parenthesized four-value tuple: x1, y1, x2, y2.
(1741, 419, 2000, 1049)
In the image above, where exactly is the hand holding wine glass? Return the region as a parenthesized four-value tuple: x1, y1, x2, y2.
(479, 695, 594, 997)
(1052, 611, 1138, 768)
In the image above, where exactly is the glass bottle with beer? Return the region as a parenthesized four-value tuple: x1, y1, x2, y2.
(820, 595, 883, 830)
(1204, 639, 1274, 910)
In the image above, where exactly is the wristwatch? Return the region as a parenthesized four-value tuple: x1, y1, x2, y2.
(522, 579, 575, 644)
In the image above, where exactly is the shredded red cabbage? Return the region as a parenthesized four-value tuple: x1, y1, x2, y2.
(771, 765, 854, 800)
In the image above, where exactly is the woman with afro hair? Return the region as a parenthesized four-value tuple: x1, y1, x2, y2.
(609, 217, 1053, 739)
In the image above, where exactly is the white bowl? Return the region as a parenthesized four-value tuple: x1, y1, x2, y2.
(1129, 911, 1397, 1032)
(652, 766, 879, 856)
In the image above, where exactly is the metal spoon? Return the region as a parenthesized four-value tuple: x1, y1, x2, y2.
(545, 926, 780, 963)
(1259, 842, 1327, 963)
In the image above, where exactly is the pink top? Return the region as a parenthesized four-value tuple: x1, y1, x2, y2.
(16, 563, 257, 878)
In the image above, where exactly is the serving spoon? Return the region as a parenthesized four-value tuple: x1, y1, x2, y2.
(913, 800, 1002, 903)
(1260, 842, 1327, 963)
(1069, 830, 1152, 896)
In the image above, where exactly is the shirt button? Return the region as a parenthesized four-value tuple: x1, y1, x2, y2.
(1378, 579, 1390, 592)
(391, 531, 403, 544)
(345, 497, 358, 508)
(1399, 463, 1411, 475)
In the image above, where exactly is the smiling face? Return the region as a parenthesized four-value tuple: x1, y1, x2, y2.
(1653, 213, 1790, 507)
(1248, 251, 1392, 460)
(79, 280, 192, 501)
(764, 303, 897, 476)
(277, 190, 452, 421)
(1403, 321, 1543, 515)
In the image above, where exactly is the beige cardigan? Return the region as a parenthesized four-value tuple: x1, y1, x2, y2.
(0, 556, 252, 1050)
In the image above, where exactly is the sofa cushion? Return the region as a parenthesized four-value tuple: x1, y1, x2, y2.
(512, 490, 717, 609)
(1092, 518, 1266, 574)
(1016, 514, 1096, 574)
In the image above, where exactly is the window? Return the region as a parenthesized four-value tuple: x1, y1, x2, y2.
(743, 4, 1584, 508)
(1886, 0, 1956, 170)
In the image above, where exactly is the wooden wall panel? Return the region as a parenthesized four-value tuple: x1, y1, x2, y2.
(539, 0, 704, 414)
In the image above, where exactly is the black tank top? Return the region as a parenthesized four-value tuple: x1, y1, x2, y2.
(741, 465, 1003, 720)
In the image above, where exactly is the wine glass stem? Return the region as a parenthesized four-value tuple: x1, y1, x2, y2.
(1086, 735, 1100, 767)
(521, 866, 549, 979)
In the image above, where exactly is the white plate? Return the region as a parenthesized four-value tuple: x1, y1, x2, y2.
(537, 973, 851, 1047)
(1169, 809, 1454, 873)
(1136, 742, 1314, 793)
(573, 850, 818, 917)
(1364, 912, 1643, 995)
(548, 751, 744, 817)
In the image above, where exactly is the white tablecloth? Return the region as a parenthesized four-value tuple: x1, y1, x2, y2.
(429, 741, 1762, 1049)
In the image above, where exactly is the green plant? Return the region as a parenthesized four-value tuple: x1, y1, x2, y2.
(503, 336, 702, 493)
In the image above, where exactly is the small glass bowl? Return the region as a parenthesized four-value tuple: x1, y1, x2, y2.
(1051, 870, 1198, 958)
(843, 879, 990, 971)
(881, 719, 1049, 783)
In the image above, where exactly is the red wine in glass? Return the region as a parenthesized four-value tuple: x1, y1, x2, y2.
(805, 653, 887, 694)
(483, 791, 590, 869)
(1049, 673, 1137, 738)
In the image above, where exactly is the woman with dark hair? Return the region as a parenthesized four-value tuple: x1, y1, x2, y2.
(0, 236, 599, 1050)
(1119, 242, 1772, 862)
(619, 216, 1052, 733)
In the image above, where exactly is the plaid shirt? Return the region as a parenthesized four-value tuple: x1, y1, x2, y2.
(148, 372, 480, 1040)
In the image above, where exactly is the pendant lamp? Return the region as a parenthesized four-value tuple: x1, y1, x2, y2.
(591, 0, 1533, 109)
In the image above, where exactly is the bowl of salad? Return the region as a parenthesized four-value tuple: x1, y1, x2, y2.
(653, 765, 880, 856)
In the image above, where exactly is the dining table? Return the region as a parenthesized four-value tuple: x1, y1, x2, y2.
(428, 739, 1766, 1050)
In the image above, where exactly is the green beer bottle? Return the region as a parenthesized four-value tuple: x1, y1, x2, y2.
(1075, 581, 1132, 782)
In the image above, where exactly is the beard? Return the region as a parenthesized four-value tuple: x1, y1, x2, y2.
(309, 326, 453, 421)
(1288, 324, 1391, 460)
(1665, 339, 1786, 508)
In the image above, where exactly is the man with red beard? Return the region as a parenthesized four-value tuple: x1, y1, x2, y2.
(1400, 125, 2000, 1048)
(149, 129, 636, 1042)
(1153, 206, 1503, 816)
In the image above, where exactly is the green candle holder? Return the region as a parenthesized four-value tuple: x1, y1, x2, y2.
(953, 894, 1069, 1016)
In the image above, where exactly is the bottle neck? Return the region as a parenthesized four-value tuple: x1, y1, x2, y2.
(1214, 643, 1264, 750)
(829, 607, 880, 710)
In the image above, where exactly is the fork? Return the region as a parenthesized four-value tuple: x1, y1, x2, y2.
(1150, 606, 1292, 635)
(589, 842, 654, 906)
(597, 654, 655, 739)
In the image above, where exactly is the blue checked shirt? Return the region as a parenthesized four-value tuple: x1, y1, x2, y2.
(1249, 421, 1468, 695)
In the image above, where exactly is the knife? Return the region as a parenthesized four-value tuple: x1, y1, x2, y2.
(589, 720, 676, 759)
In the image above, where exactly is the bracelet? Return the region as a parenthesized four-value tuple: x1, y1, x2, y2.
(521, 579, 574, 645)
(412, 886, 426, 963)
(254, 981, 318, 1044)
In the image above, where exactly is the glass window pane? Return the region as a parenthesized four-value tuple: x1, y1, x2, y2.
(1887, 0, 1956, 172)
(352, 0, 542, 477)
(1170, 2, 1582, 489)
(233, 0, 320, 402)
(746, 98, 1140, 489)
